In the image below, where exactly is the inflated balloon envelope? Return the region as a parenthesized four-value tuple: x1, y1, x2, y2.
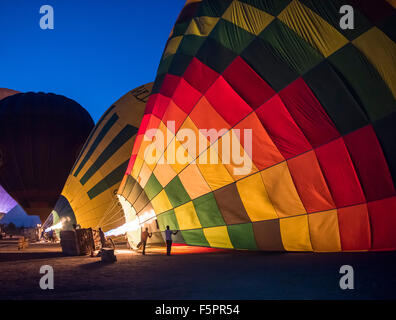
(117, 0, 396, 252)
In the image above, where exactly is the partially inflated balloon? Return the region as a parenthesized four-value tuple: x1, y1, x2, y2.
(0, 185, 16, 215)
(0, 92, 94, 221)
(53, 83, 153, 233)
(118, 0, 396, 252)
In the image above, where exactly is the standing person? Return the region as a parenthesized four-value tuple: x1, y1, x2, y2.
(141, 227, 152, 255)
(98, 227, 106, 249)
(165, 226, 178, 256)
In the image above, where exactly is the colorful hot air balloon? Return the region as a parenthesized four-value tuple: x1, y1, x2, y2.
(53, 83, 153, 234)
(0, 92, 94, 222)
(118, 0, 396, 252)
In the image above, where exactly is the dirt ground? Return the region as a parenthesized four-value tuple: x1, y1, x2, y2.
(0, 238, 395, 300)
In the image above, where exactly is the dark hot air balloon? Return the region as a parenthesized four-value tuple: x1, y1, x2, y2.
(0, 92, 94, 221)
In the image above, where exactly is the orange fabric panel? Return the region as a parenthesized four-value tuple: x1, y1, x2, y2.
(308, 210, 341, 252)
(235, 112, 284, 170)
(178, 163, 212, 199)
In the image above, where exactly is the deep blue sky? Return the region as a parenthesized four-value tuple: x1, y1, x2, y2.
(0, 0, 184, 122)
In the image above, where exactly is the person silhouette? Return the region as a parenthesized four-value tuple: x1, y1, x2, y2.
(165, 225, 178, 256)
(141, 227, 152, 255)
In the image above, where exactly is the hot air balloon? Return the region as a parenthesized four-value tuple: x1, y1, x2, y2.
(0, 92, 94, 222)
(118, 0, 396, 252)
(0, 185, 17, 215)
(0, 88, 19, 101)
(53, 83, 153, 237)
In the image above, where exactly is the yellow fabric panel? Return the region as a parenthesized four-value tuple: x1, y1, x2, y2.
(185, 16, 219, 37)
(153, 158, 177, 187)
(164, 136, 194, 174)
(137, 162, 152, 189)
(179, 163, 212, 199)
(260, 162, 306, 217)
(203, 226, 233, 249)
(174, 201, 202, 230)
(151, 190, 173, 215)
(386, 0, 396, 8)
(223, 0, 274, 35)
(131, 156, 144, 180)
(217, 130, 258, 181)
(308, 210, 341, 252)
(278, 0, 348, 57)
(280, 215, 313, 251)
(163, 36, 183, 59)
(237, 172, 278, 221)
(353, 27, 396, 99)
(197, 146, 235, 191)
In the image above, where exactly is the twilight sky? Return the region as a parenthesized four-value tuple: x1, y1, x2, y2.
(0, 0, 184, 122)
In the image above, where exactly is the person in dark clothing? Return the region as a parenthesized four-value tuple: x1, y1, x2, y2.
(165, 225, 178, 256)
(141, 227, 152, 255)
(98, 227, 106, 249)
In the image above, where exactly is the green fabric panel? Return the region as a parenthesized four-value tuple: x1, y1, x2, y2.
(209, 19, 256, 55)
(178, 35, 206, 56)
(181, 229, 210, 247)
(168, 53, 194, 76)
(227, 223, 258, 250)
(193, 193, 225, 228)
(80, 125, 138, 185)
(196, 37, 236, 73)
(144, 174, 163, 200)
(240, 0, 291, 16)
(87, 160, 129, 199)
(157, 55, 174, 77)
(74, 113, 119, 177)
(157, 209, 179, 231)
(328, 43, 396, 122)
(300, 0, 372, 41)
(172, 21, 191, 37)
(259, 19, 323, 75)
(196, 0, 233, 18)
(164, 176, 191, 207)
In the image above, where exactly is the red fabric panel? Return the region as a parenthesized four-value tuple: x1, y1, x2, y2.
(315, 138, 366, 207)
(279, 78, 340, 148)
(287, 150, 336, 213)
(160, 74, 181, 98)
(222, 57, 275, 109)
(205, 76, 253, 127)
(183, 57, 220, 94)
(344, 125, 396, 202)
(144, 94, 158, 115)
(152, 94, 171, 119)
(126, 154, 137, 175)
(172, 78, 202, 114)
(255, 95, 311, 159)
(368, 197, 396, 250)
(337, 204, 371, 251)
(347, 0, 394, 23)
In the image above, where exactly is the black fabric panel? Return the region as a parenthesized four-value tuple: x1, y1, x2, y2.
(242, 36, 299, 92)
(196, 0, 233, 17)
(373, 111, 396, 183)
(300, 0, 372, 40)
(303, 60, 369, 135)
(196, 37, 236, 74)
(175, 2, 200, 24)
(378, 13, 396, 42)
(328, 43, 396, 122)
(151, 74, 166, 95)
(168, 53, 194, 76)
(240, 0, 291, 16)
(346, 0, 395, 24)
